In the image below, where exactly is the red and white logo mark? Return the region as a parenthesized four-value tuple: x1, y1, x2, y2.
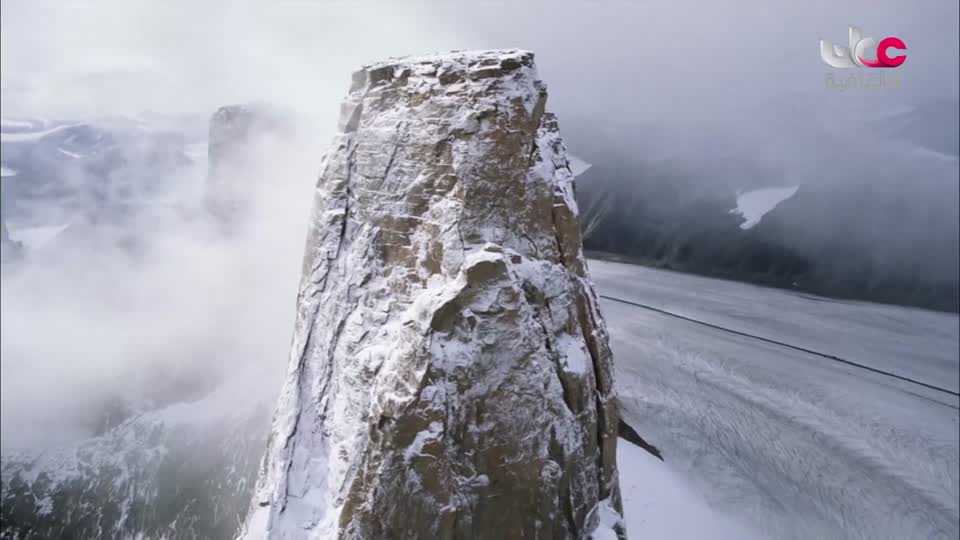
(820, 26, 906, 68)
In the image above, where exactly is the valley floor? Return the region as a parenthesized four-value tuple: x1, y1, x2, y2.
(591, 259, 960, 539)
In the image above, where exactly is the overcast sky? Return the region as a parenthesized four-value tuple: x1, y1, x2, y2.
(1, 0, 957, 290)
(1, 0, 957, 123)
(2, 0, 956, 276)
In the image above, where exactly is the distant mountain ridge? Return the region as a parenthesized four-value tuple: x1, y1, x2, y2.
(571, 98, 960, 312)
(0, 114, 204, 230)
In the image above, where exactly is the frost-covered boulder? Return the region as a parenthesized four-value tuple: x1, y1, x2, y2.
(244, 49, 624, 539)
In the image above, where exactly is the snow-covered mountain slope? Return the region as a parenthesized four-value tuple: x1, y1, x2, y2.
(593, 259, 959, 539)
(0, 115, 203, 229)
(0, 375, 271, 539)
(572, 98, 960, 312)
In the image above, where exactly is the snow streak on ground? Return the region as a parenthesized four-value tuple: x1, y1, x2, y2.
(590, 259, 959, 539)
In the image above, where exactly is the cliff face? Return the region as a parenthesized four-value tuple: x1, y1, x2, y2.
(245, 50, 624, 539)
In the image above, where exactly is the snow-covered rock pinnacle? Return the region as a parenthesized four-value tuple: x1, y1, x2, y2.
(244, 49, 624, 539)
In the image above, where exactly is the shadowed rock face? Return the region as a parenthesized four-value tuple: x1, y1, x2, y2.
(244, 50, 624, 539)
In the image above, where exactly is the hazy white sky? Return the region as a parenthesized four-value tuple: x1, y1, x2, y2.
(1, 0, 956, 121)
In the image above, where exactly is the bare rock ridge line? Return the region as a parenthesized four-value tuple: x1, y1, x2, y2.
(244, 49, 626, 539)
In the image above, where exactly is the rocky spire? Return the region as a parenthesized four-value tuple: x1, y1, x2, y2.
(245, 49, 624, 539)
(205, 103, 295, 222)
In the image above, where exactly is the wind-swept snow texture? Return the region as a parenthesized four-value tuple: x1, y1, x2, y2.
(244, 50, 623, 539)
(616, 436, 757, 539)
(593, 259, 959, 539)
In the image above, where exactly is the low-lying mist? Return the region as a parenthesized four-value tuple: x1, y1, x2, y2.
(0, 122, 322, 451)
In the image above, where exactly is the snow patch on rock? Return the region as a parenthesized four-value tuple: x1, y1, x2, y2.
(729, 186, 799, 230)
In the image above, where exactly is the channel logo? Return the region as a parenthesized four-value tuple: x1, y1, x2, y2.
(820, 26, 906, 68)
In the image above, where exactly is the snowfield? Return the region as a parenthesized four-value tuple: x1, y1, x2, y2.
(591, 259, 959, 539)
(617, 436, 758, 539)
